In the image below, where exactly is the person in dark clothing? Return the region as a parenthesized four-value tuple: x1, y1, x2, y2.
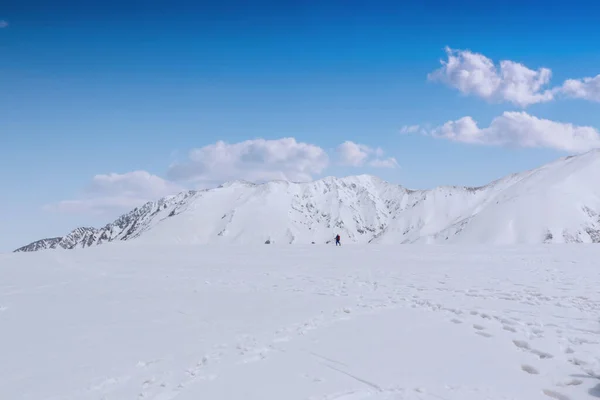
(335, 234, 341, 246)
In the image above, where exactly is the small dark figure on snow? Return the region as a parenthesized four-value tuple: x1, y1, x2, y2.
(335, 234, 341, 246)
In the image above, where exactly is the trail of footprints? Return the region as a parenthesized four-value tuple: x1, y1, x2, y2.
(132, 304, 366, 399)
(131, 278, 596, 400)
(130, 274, 404, 399)
(403, 275, 600, 400)
(426, 294, 597, 400)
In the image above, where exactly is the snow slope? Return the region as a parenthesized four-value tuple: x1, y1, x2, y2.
(135, 175, 409, 246)
(14, 149, 600, 252)
(1, 244, 599, 399)
(410, 150, 600, 244)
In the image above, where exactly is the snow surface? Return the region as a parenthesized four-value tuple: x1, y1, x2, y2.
(14, 149, 600, 252)
(1, 244, 599, 399)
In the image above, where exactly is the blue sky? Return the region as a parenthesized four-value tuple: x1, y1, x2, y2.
(2, 0, 600, 251)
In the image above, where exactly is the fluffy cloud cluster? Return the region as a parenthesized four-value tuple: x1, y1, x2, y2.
(429, 46, 600, 107)
(336, 141, 398, 168)
(167, 137, 329, 185)
(404, 112, 600, 153)
(49, 137, 396, 215)
(428, 47, 555, 107)
(418, 46, 600, 152)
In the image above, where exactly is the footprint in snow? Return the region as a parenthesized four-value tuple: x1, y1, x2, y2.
(542, 389, 571, 400)
(471, 324, 492, 337)
(568, 357, 588, 367)
(512, 340, 554, 359)
(557, 379, 583, 387)
(513, 340, 530, 350)
(531, 349, 554, 359)
(503, 325, 517, 333)
(521, 364, 539, 374)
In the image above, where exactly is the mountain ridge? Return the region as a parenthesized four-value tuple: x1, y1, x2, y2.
(14, 150, 600, 252)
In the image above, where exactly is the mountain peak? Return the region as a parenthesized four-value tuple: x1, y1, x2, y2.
(217, 179, 257, 188)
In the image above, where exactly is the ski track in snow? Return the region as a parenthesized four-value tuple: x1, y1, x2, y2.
(1, 245, 599, 400)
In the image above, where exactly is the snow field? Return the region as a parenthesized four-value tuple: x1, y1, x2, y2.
(1, 244, 599, 399)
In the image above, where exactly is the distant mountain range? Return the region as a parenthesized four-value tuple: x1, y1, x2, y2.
(15, 150, 600, 252)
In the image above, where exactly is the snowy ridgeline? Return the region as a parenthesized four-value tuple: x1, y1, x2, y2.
(1, 244, 599, 400)
(15, 149, 600, 252)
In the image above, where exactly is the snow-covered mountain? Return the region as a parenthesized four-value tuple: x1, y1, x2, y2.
(14, 191, 198, 252)
(14, 149, 600, 252)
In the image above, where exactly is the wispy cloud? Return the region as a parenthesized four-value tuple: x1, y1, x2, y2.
(368, 158, 399, 168)
(46, 171, 186, 215)
(399, 125, 421, 134)
(409, 112, 600, 153)
(0, 20, 8, 29)
(336, 141, 398, 168)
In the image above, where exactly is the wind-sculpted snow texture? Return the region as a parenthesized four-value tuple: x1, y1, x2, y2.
(1, 245, 599, 399)
(14, 149, 600, 252)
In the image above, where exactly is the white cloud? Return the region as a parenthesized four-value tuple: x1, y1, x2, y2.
(47, 138, 400, 216)
(0, 20, 8, 29)
(422, 112, 600, 153)
(428, 47, 554, 107)
(556, 74, 600, 102)
(46, 171, 185, 214)
(399, 125, 421, 134)
(337, 141, 371, 166)
(368, 157, 399, 168)
(167, 137, 330, 185)
(337, 141, 398, 168)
